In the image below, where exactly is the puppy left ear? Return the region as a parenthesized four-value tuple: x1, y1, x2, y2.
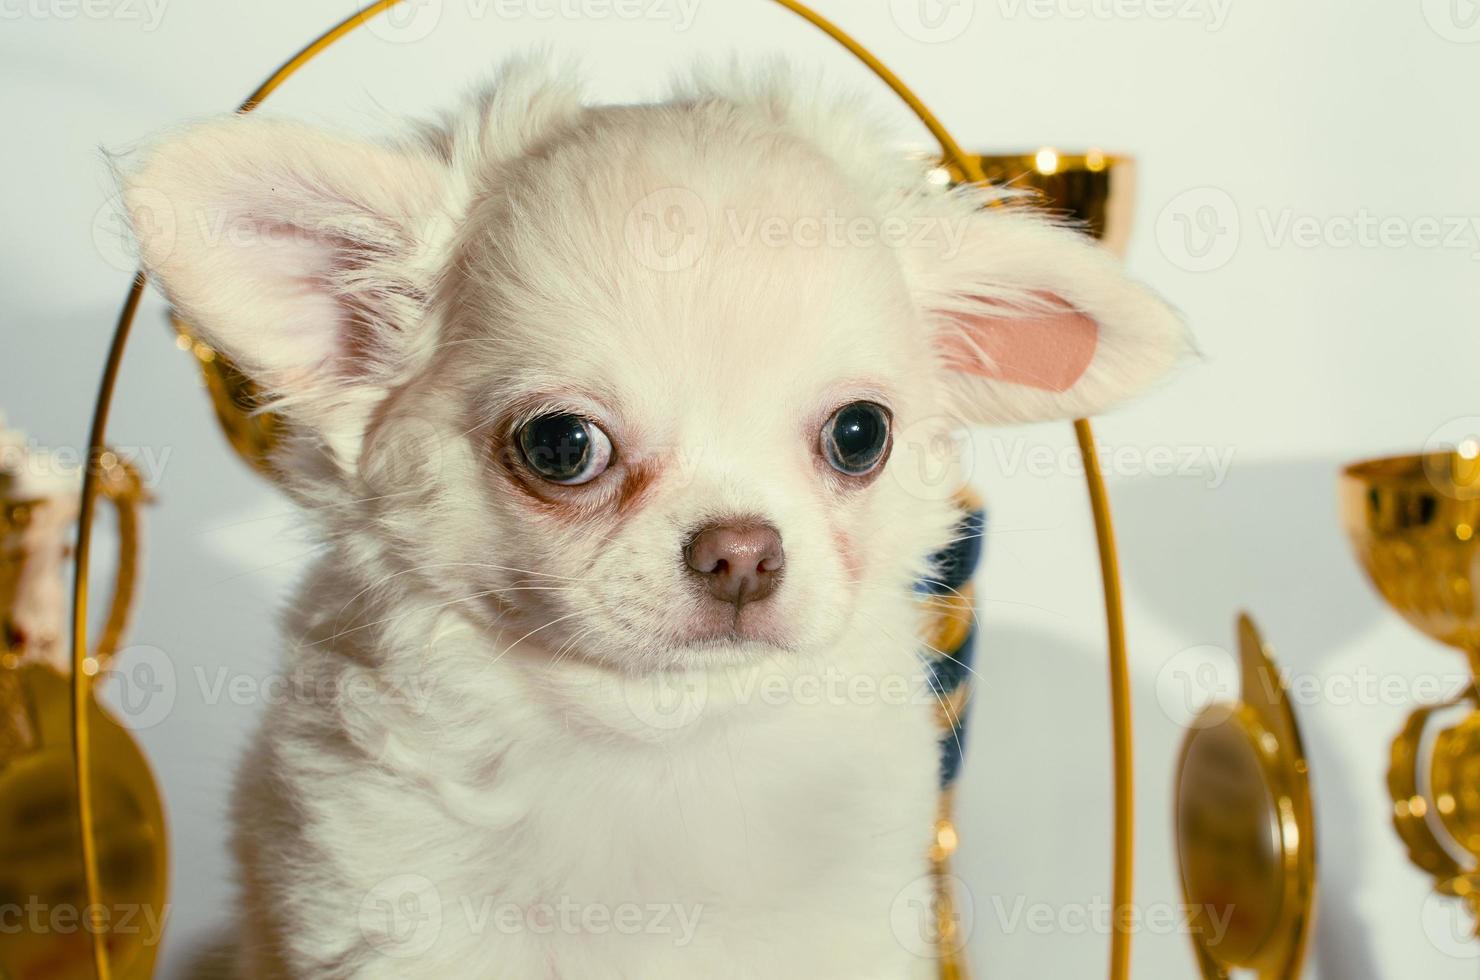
(122, 115, 455, 449)
(909, 207, 1191, 424)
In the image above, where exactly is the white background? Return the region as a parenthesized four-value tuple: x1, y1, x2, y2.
(3, 0, 1480, 976)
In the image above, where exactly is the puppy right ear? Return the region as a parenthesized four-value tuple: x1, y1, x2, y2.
(122, 115, 455, 444)
(906, 207, 1190, 425)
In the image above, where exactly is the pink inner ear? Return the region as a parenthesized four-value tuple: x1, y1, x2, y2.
(940, 295, 1099, 393)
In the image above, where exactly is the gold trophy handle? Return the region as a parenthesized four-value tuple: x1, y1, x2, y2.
(89, 453, 144, 671)
(1387, 687, 1477, 883)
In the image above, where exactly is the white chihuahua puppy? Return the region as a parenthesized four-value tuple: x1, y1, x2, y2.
(124, 58, 1184, 979)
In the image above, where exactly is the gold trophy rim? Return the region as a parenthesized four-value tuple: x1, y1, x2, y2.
(1342, 449, 1480, 494)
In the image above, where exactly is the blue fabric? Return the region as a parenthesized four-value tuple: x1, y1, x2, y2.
(920, 506, 984, 596)
(920, 505, 985, 788)
(932, 626, 975, 786)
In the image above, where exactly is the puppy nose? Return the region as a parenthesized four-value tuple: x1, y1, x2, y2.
(684, 522, 785, 607)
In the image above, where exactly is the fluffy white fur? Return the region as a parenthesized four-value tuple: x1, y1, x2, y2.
(123, 57, 1186, 979)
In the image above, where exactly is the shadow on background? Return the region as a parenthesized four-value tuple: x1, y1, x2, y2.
(1115, 458, 1389, 980)
(957, 625, 1197, 979)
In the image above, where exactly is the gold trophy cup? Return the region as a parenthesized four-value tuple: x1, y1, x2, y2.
(1342, 447, 1480, 930)
(0, 425, 165, 980)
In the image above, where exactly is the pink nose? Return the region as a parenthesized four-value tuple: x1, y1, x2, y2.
(684, 522, 785, 607)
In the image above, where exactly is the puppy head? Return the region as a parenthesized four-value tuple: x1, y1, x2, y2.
(124, 61, 1187, 672)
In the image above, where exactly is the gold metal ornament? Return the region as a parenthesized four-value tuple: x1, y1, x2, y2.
(1174, 613, 1316, 979)
(929, 789, 970, 980)
(170, 318, 281, 480)
(945, 149, 1137, 258)
(1342, 451, 1480, 659)
(1341, 448, 1480, 935)
(1, 451, 165, 980)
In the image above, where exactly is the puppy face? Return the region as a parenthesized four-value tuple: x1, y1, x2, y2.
(366, 114, 946, 669)
(124, 61, 1187, 672)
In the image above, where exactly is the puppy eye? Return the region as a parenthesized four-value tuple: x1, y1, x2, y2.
(517, 413, 613, 485)
(821, 401, 891, 477)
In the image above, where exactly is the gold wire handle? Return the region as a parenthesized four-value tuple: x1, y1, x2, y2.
(70, 5, 1135, 978)
(89, 453, 146, 672)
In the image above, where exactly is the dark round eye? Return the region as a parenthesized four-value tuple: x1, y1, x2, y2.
(821, 401, 891, 477)
(517, 413, 613, 485)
